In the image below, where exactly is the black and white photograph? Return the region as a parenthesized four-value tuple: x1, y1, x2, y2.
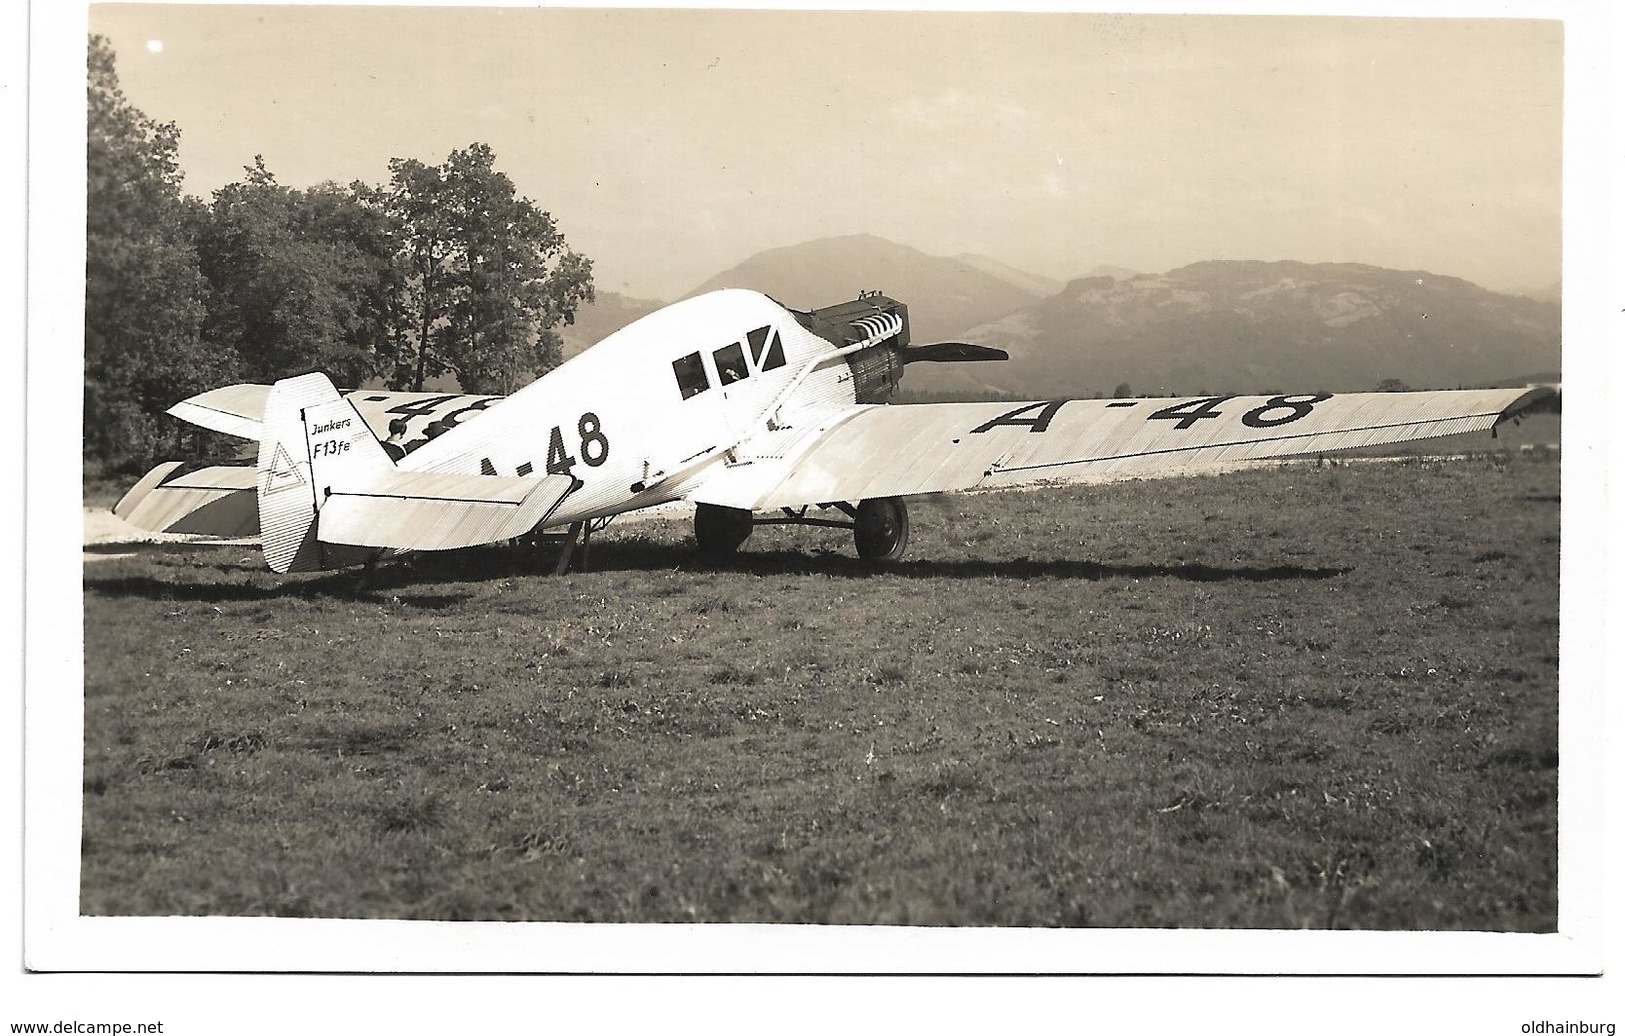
(15, 0, 1619, 1029)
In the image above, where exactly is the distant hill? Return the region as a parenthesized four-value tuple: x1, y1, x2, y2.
(559, 291, 667, 358)
(687, 234, 1039, 342)
(1078, 264, 1139, 282)
(908, 260, 1560, 397)
(1518, 280, 1562, 304)
(952, 253, 1064, 297)
(552, 253, 1557, 399)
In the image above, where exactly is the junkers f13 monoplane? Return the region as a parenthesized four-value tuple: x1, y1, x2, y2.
(116, 288, 1551, 573)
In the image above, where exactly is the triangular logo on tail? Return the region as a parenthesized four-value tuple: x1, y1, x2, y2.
(264, 442, 306, 494)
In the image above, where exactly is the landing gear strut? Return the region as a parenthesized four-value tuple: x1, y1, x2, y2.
(532, 515, 613, 574)
(553, 520, 587, 574)
(748, 497, 913, 564)
(698, 497, 911, 564)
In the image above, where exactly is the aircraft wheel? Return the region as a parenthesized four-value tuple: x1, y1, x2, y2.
(694, 503, 753, 558)
(854, 497, 909, 563)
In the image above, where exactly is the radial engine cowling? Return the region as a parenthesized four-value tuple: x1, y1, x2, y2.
(792, 292, 912, 404)
(846, 343, 905, 404)
(789, 291, 1009, 404)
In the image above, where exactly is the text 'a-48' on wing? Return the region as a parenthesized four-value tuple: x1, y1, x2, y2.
(694, 387, 1552, 511)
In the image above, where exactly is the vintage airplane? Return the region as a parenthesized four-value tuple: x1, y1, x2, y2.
(115, 287, 1553, 573)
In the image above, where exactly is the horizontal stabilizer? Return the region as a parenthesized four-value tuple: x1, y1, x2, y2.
(112, 463, 260, 537)
(167, 384, 271, 440)
(899, 342, 1010, 364)
(168, 380, 507, 450)
(318, 471, 576, 552)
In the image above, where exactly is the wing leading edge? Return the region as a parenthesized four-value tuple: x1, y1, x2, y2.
(691, 387, 1554, 511)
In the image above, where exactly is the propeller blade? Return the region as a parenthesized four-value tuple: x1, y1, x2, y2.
(898, 342, 1010, 364)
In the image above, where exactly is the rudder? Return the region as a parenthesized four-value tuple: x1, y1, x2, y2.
(257, 372, 393, 573)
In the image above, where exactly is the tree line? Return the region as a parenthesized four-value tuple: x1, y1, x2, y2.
(85, 35, 594, 473)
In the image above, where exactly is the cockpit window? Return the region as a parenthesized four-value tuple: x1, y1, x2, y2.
(673, 351, 710, 399)
(747, 325, 787, 372)
(713, 342, 749, 385)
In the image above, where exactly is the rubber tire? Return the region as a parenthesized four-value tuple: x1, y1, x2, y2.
(854, 497, 910, 563)
(694, 503, 754, 559)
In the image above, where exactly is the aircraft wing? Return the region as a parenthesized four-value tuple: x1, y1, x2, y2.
(168, 384, 272, 439)
(112, 462, 259, 537)
(691, 387, 1553, 511)
(168, 384, 504, 446)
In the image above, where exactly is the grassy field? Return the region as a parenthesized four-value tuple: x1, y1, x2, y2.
(81, 452, 1559, 929)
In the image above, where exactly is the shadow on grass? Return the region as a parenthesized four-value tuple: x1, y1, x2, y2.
(355, 539, 1345, 587)
(83, 534, 1349, 596)
(523, 536, 1349, 584)
(706, 550, 1350, 584)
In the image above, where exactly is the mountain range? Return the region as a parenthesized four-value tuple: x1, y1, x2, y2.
(686, 234, 1041, 343)
(560, 236, 1560, 395)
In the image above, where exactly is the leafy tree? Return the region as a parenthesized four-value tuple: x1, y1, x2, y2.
(1112, 381, 1133, 398)
(381, 143, 593, 392)
(85, 35, 235, 470)
(86, 34, 597, 482)
(379, 156, 452, 390)
(1375, 377, 1412, 392)
(196, 158, 402, 387)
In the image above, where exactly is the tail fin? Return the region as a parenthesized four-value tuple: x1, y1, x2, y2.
(257, 373, 391, 573)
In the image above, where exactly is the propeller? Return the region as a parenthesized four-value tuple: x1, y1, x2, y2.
(898, 342, 1010, 364)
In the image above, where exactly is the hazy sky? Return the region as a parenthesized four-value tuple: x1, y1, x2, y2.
(89, 6, 1563, 300)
